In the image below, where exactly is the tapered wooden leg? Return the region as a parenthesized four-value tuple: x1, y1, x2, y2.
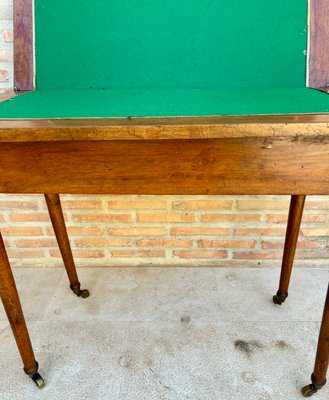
(0, 231, 45, 388)
(302, 283, 329, 397)
(273, 195, 306, 305)
(44, 194, 89, 298)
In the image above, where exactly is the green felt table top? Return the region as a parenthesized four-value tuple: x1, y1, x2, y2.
(0, 88, 329, 119)
(34, 0, 308, 90)
(7, 1, 320, 120)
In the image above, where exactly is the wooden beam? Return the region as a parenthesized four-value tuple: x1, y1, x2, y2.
(308, 0, 329, 91)
(13, 0, 34, 92)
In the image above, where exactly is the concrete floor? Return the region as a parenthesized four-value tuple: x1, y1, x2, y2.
(0, 267, 328, 400)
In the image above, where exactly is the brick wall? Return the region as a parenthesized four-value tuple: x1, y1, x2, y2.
(0, 2, 328, 268)
(0, 0, 12, 90)
(0, 193, 328, 269)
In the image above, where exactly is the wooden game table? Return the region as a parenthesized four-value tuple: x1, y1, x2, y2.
(0, 0, 329, 396)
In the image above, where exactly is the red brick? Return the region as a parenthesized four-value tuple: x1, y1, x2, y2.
(46, 226, 103, 236)
(305, 201, 329, 210)
(8, 250, 45, 258)
(111, 250, 165, 258)
(233, 251, 282, 260)
(262, 240, 321, 250)
(0, 90, 13, 100)
(3, 29, 13, 42)
(198, 240, 256, 249)
(10, 213, 49, 222)
(136, 239, 193, 247)
(137, 213, 195, 223)
(0, 50, 12, 62)
(171, 227, 230, 236)
(173, 250, 227, 259)
(73, 214, 132, 223)
(75, 238, 131, 247)
(295, 252, 329, 259)
(16, 239, 57, 248)
(50, 250, 105, 258)
(201, 214, 260, 223)
(172, 200, 232, 210)
(0, 69, 9, 82)
(237, 200, 289, 210)
(301, 229, 329, 237)
(267, 214, 327, 223)
(109, 200, 167, 209)
(234, 228, 286, 236)
(61, 200, 103, 209)
(303, 214, 328, 223)
(1, 227, 42, 236)
(108, 227, 165, 236)
(261, 241, 283, 250)
(0, 201, 38, 210)
(65, 226, 103, 236)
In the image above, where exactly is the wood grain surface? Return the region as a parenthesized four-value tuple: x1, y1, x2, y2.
(1, 114, 329, 142)
(308, 0, 329, 90)
(13, 0, 34, 92)
(0, 137, 328, 195)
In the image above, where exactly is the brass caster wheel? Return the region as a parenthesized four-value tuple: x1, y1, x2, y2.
(273, 292, 287, 305)
(31, 373, 45, 389)
(302, 384, 318, 397)
(273, 295, 285, 305)
(72, 287, 90, 298)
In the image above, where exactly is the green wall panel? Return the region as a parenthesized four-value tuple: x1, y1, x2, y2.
(35, 0, 308, 90)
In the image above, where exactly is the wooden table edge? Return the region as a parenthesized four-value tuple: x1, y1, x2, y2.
(0, 114, 329, 142)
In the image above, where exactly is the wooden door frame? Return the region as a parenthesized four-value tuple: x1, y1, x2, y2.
(13, 0, 329, 93)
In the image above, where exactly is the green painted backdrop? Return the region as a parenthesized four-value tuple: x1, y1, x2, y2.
(35, 0, 308, 90)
